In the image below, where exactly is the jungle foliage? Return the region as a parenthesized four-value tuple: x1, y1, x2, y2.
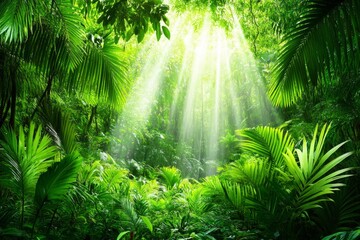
(1, 0, 360, 239)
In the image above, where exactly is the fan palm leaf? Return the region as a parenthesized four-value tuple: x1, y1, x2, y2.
(270, 0, 360, 107)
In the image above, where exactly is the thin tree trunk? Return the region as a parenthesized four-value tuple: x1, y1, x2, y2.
(9, 74, 16, 129)
(46, 208, 58, 236)
(30, 73, 54, 120)
(0, 99, 11, 129)
(86, 105, 97, 132)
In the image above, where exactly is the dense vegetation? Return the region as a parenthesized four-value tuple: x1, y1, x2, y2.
(1, 0, 360, 239)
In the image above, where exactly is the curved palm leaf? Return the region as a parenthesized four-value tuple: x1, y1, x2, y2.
(270, 0, 360, 106)
(322, 228, 360, 240)
(202, 176, 253, 212)
(237, 126, 294, 167)
(283, 124, 353, 214)
(34, 153, 82, 207)
(39, 104, 77, 154)
(245, 180, 292, 234)
(101, 167, 129, 192)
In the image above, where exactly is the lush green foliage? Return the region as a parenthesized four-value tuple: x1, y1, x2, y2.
(1, 0, 360, 239)
(270, 0, 360, 107)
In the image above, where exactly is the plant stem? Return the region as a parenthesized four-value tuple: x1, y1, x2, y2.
(30, 73, 54, 121)
(30, 203, 45, 239)
(46, 208, 58, 236)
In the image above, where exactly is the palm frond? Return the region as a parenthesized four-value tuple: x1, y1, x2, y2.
(270, 0, 360, 106)
(245, 181, 292, 232)
(101, 167, 128, 192)
(221, 180, 252, 211)
(237, 126, 294, 167)
(22, 0, 85, 75)
(187, 187, 210, 215)
(39, 104, 77, 154)
(54, 0, 85, 71)
(117, 199, 139, 230)
(314, 188, 360, 234)
(34, 153, 82, 207)
(67, 40, 129, 107)
(283, 124, 353, 214)
(0, 122, 57, 196)
(222, 158, 271, 187)
(159, 166, 182, 190)
(202, 176, 253, 212)
(322, 228, 360, 240)
(0, 0, 44, 43)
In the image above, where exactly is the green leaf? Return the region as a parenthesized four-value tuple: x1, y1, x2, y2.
(68, 41, 129, 108)
(156, 23, 161, 41)
(162, 26, 170, 40)
(0, 122, 57, 197)
(237, 126, 294, 167)
(283, 124, 353, 214)
(137, 29, 145, 43)
(0, 0, 45, 43)
(116, 231, 130, 240)
(269, 0, 360, 107)
(125, 28, 134, 41)
(141, 216, 153, 233)
(162, 15, 170, 26)
(35, 153, 82, 206)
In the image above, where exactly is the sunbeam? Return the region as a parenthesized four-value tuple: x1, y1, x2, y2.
(113, 6, 280, 177)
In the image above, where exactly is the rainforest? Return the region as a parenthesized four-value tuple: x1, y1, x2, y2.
(1, 0, 360, 239)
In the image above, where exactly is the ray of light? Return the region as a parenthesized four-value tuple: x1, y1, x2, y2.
(113, 6, 280, 176)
